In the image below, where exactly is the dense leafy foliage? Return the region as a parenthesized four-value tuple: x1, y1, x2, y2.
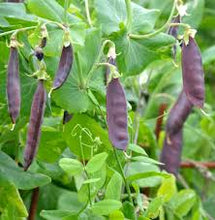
(0, 0, 215, 219)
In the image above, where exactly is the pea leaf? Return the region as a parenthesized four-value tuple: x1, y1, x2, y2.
(105, 171, 122, 201)
(0, 181, 28, 218)
(0, 151, 51, 190)
(91, 199, 122, 216)
(112, 30, 175, 76)
(85, 152, 108, 174)
(95, 0, 159, 35)
(170, 189, 197, 217)
(27, 0, 79, 23)
(59, 158, 83, 176)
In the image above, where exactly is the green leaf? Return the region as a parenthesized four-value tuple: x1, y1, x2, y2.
(62, 114, 112, 159)
(132, 156, 163, 165)
(52, 28, 102, 113)
(126, 171, 170, 182)
(109, 210, 124, 220)
(105, 171, 122, 201)
(83, 178, 101, 184)
(113, 30, 175, 76)
(128, 144, 147, 156)
(202, 45, 215, 65)
(170, 189, 196, 217)
(182, 0, 205, 29)
(145, 197, 163, 219)
(91, 199, 122, 216)
(0, 3, 36, 24)
(27, 0, 79, 23)
(126, 162, 167, 187)
(0, 181, 28, 218)
(85, 152, 108, 174)
(59, 158, 83, 176)
(95, 0, 159, 35)
(0, 151, 51, 190)
(58, 191, 86, 213)
(40, 210, 76, 220)
(157, 175, 176, 202)
(122, 201, 136, 220)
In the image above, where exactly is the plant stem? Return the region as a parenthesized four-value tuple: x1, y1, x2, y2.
(85, 0, 92, 27)
(125, 0, 132, 30)
(129, 0, 177, 39)
(64, 0, 69, 25)
(113, 148, 134, 205)
(28, 187, 40, 220)
(79, 135, 92, 206)
(86, 40, 115, 85)
(0, 26, 37, 38)
(75, 52, 86, 89)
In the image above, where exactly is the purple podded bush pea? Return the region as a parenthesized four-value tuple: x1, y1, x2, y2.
(106, 57, 128, 150)
(182, 36, 205, 108)
(24, 80, 46, 171)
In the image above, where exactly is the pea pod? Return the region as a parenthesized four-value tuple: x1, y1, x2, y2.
(106, 57, 128, 150)
(182, 36, 205, 108)
(166, 91, 192, 136)
(24, 80, 46, 171)
(52, 44, 73, 91)
(168, 15, 180, 60)
(63, 110, 73, 125)
(160, 129, 182, 176)
(7, 46, 20, 127)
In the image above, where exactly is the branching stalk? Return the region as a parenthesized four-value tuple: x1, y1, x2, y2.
(125, 0, 132, 30)
(85, 0, 92, 27)
(0, 26, 37, 38)
(129, 0, 177, 39)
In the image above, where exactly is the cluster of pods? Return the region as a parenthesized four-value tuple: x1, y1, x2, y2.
(7, 28, 74, 171)
(160, 16, 205, 176)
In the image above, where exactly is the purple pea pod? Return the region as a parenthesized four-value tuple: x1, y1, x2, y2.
(7, 46, 20, 128)
(63, 110, 73, 125)
(168, 15, 181, 60)
(166, 91, 192, 136)
(24, 80, 46, 171)
(106, 57, 129, 150)
(182, 36, 205, 108)
(160, 129, 183, 176)
(52, 44, 73, 91)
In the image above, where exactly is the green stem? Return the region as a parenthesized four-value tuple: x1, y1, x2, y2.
(129, 0, 177, 39)
(79, 136, 92, 206)
(64, 0, 69, 25)
(86, 40, 115, 85)
(0, 26, 37, 38)
(75, 52, 86, 89)
(113, 148, 134, 205)
(125, 0, 132, 30)
(85, 0, 92, 27)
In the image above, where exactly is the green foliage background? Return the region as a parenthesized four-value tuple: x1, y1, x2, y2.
(0, 0, 215, 219)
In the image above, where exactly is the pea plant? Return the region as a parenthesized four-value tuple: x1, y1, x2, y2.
(0, 0, 215, 219)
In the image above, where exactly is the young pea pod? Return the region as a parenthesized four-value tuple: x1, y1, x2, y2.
(63, 110, 73, 125)
(24, 80, 46, 171)
(52, 44, 73, 90)
(166, 91, 192, 137)
(160, 129, 182, 176)
(168, 15, 181, 60)
(34, 46, 44, 61)
(7, 46, 20, 127)
(106, 57, 129, 150)
(182, 36, 205, 108)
